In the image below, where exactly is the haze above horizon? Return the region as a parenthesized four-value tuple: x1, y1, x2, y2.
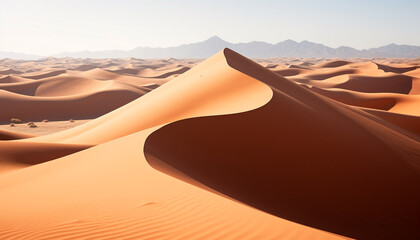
(1, 0, 419, 55)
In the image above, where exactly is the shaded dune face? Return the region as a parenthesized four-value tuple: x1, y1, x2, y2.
(376, 63, 417, 74)
(145, 49, 420, 240)
(0, 89, 142, 122)
(309, 87, 398, 110)
(0, 129, 34, 140)
(0, 142, 91, 171)
(362, 109, 420, 136)
(334, 74, 412, 94)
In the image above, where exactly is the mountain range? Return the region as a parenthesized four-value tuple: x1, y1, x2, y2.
(2, 36, 420, 59)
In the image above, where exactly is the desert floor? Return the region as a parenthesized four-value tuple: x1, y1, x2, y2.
(0, 50, 419, 240)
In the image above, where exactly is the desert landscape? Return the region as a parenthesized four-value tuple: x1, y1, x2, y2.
(0, 48, 419, 240)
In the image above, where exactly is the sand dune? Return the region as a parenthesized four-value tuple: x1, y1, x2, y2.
(0, 49, 419, 240)
(0, 141, 90, 172)
(0, 76, 111, 96)
(71, 64, 100, 71)
(0, 128, 34, 140)
(134, 66, 191, 78)
(0, 88, 144, 122)
(145, 50, 420, 240)
(0, 119, 90, 136)
(316, 60, 351, 68)
(310, 87, 399, 110)
(0, 132, 343, 240)
(20, 69, 66, 80)
(0, 75, 32, 83)
(333, 74, 412, 94)
(0, 60, 173, 123)
(0, 68, 23, 75)
(362, 108, 420, 136)
(274, 68, 309, 77)
(22, 50, 272, 145)
(78, 68, 124, 80)
(376, 63, 417, 73)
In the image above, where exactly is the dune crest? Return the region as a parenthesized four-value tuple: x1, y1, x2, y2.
(22, 50, 272, 145)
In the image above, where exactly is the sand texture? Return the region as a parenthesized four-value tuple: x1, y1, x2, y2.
(0, 50, 419, 240)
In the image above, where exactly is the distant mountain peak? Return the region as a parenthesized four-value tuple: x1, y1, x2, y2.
(205, 35, 227, 43)
(283, 39, 298, 44)
(209, 35, 222, 39)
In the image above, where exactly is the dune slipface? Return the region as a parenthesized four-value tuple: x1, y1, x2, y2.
(0, 49, 419, 240)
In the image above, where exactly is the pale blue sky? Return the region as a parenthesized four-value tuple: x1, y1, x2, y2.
(1, 0, 419, 55)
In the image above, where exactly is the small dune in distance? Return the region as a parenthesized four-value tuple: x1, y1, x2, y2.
(0, 48, 419, 240)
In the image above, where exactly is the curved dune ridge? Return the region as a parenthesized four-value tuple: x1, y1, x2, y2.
(0, 49, 419, 240)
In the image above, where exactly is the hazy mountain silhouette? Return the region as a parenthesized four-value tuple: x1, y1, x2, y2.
(2, 36, 420, 59)
(0, 51, 43, 60)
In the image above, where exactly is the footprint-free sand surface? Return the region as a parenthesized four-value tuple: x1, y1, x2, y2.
(0, 120, 90, 136)
(0, 51, 419, 240)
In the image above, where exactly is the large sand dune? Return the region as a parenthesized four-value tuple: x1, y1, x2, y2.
(0, 49, 419, 240)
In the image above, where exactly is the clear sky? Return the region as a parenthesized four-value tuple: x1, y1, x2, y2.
(1, 0, 419, 55)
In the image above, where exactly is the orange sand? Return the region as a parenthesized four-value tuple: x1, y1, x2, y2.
(0, 50, 419, 240)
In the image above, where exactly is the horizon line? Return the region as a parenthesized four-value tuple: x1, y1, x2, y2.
(2, 35, 420, 57)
